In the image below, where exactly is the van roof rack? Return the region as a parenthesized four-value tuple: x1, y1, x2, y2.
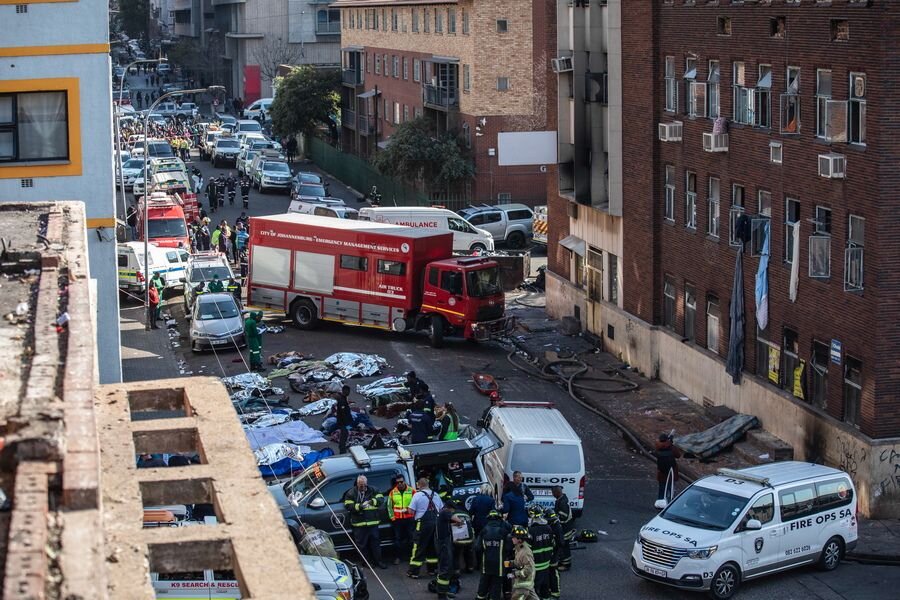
(716, 468, 772, 487)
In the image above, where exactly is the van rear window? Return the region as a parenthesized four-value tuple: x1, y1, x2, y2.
(511, 444, 581, 475)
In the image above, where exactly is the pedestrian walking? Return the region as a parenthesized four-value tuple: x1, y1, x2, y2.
(342, 475, 387, 569)
(435, 501, 463, 600)
(244, 310, 265, 371)
(654, 432, 681, 503)
(510, 526, 539, 600)
(147, 285, 160, 329)
(474, 510, 511, 600)
(387, 475, 415, 565)
(335, 386, 353, 454)
(407, 477, 442, 578)
(551, 486, 574, 571)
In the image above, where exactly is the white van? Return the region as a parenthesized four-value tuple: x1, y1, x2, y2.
(358, 206, 494, 253)
(244, 97, 274, 121)
(117, 242, 189, 292)
(479, 402, 585, 516)
(632, 462, 858, 599)
(288, 197, 347, 214)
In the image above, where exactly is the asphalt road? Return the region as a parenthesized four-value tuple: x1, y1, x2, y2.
(117, 111, 897, 600)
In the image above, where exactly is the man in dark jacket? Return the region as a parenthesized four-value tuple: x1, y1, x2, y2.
(416, 384, 436, 414)
(407, 400, 434, 444)
(435, 500, 462, 600)
(551, 486, 574, 570)
(342, 475, 387, 569)
(474, 510, 511, 600)
(655, 432, 682, 501)
(335, 386, 354, 453)
(469, 483, 496, 535)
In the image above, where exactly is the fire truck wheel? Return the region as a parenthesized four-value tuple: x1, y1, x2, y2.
(291, 299, 319, 330)
(429, 316, 444, 348)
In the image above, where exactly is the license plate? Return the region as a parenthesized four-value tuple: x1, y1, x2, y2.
(645, 566, 667, 578)
(531, 488, 553, 496)
(210, 339, 228, 345)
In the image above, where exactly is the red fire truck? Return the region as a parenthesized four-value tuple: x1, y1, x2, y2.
(136, 192, 191, 249)
(247, 213, 513, 346)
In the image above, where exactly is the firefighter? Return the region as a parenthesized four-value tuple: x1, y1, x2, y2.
(226, 172, 237, 205)
(527, 505, 555, 600)
(475, 510, 511, 600)
(452, 502, 476, 576)
(206, 177, 218, 212)
(342, 475, 387, 569)
(407, 400, 434, 444)
(241, 175, 251, 208)
(227, 277, 241, 305)
(407, 477, 442, 579)
(435, 500, 462, 600)
(543, 507, 563, 599)
(244, 310, 264, 372)
(509, 525, 539, 600)
(551, 485, 574, 570)
(387, 475, 415, 565)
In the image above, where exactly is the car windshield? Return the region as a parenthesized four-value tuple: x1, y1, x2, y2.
(189, 265, 232, 283)
(660, 485, 749, 531)
(147, 218, 187, 239)
(298, 185, 325, 197)
(511, 444, 582, 474)
(285, 463, 329, 501)
(217, 140, 239, 148)
(124, 159, 143, 169)
(466, 267, 501, 298)
(148, 142, 174, 157)
(240, 122, 262, 132)
(300, 174, 321, 184)
(265, 162, 290, 173)
(196, 299, 239, 321)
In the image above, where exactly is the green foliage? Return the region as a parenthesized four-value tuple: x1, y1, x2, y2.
(119, 0, 150, 40)
(372, 117, 474, 190)
(269, 67, 340, 137)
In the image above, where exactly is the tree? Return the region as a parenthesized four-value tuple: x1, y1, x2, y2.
(269, 67, 340, 137)
(118, 0, 150, 40)
(251, 38, 305, 88)
(372, 117, 474, 193)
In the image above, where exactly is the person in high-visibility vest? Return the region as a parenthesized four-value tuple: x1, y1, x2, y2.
(438, 402, 460, 441)
(387, 475, 415, 565)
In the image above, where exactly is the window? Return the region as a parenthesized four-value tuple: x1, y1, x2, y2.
(366, 53, 372, 73)
(816, 478, 854, 511)
(403, 57, 408, 80)
(809, 206, 831, 278)
(779, 484, 816, 522)
(462, 123, 471, 148)
(684, 285, 696, 342)
(717, 15, 731, 35)
(843, 357, 862, 426)
(424, 8, 430, 32)
(756, 335, 780, 384)
(729, 184, 745, 246)
(463, 65, 470, 92)
(663, 277, 676, 330)
(685, 171, 697, 229)
(412, 8, 419, 32)
(586, 247, 603, 302)
(739, 493, 775, 530)
(845, 214, 864, 292)
(440, 270, 463, 295)
(608, 253, 618, 305)
(462, 9, 469, 34)
(706, 296, 720, 354)
(831, 19, 849, 42)
(377, 259, 406, 276)
(316, 9, 341, 34)
(683, 56, 698, 116)
(413, 59, 421, 82)
(428, 267, 438, 286)
(707, 61, 720, 118)
(782, 328, 800, 395)
(496, 19, 508, 33)
(784, 198, 800, 263)
(755, 65, 772, 128)
(707, 177, 720, 238)
(340, 255, 367, 271)
(810, 341, 830, 409)
(758, 190, 771, 217)
(382, 8, 387, 31)
(664, 165, 675, 221)
(688, 80, 706, 118)
(383, 99, 389, 122)
(393, 101, 400, 124)
(497, 77, 510, 91)
(750, 216, 769, 258)
(573, 253, 584, 288)
(770, 141, 783, 164)
(664, 56, 677, 112)
(375, 54, 381, 75)
(393, 56, 400, 78)
(0, 90, 69, 162)
(816, 69, 832, 138)
(733, 62, 753, 124)
(403, 104, 409, 122)
(770, 16, 786, 38)
(849, 73, 866, 144)
(435, 10, 443, 33)
(781, 67, 801, 133)
(391, 8, 398, 31)
(448, 8, 456, 33)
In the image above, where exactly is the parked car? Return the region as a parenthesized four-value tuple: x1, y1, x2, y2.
(458, 203, 535, 249)
(290, 181, 327, 202)
(237, 148, 260, 177)
(236, 119, 263, 135)
(145, 139, 175, 159)
(118, 158, 145, 190)
(293, 171, 329, 194)
(188, 293, 245, 352)
(155, 102, 178, 117)
(176, 102, 199, 119)
(200, 129, 221, 161)
(254, 159, 293, 194)
(156, 62, 172, 75)
(212, 137, 242, 167)
(287, 197, 348, 215)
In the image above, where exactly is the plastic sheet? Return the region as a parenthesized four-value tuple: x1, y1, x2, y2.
(297, 398, 336, 416)
(244, 420, 327, 449)
(324, 352, 388, 378)
(356, 376, 411, 407)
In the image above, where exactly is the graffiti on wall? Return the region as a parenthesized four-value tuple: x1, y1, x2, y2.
(837, 436, 866, 477)
(875, 446, 900, 499)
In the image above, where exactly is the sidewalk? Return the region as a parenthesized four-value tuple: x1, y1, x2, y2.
(120, 302, 181, 383)
(509, 299, 900, 564)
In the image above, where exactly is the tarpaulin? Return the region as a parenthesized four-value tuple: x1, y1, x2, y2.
(356, 376, 411, 406)
(298, 398, 336, 416)
(673, 414, 759, 459)
(244, 420, 327, 449)
(256, 445, 335, 478)
(323, 352, 388, 378)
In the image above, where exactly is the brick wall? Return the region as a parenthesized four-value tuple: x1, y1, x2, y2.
(621, 1, 900, 439)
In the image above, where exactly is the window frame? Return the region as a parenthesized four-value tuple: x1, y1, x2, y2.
(663, 276, 676, 330)
(843, 356, 862, 427)
(706, 296, 720, 354)
(707, 60, 720, 118)
(664, 165, 675, 222)
(664, 56, 677, 113)
(707, 177, 720, 238)
(377, 259, 406, 276)
(848, 72, 866, 145)
(684, 284, 696, 342)
(413, 59, 421, 82)
(339, 255, 368, 271)
(685, 171, 697, 229)
(844, 214, 864, 292)
(784, 198, 800, 263)
(754, 64, 772, 128)
(729, 184, 745, 247)
(816, 69, 832, 139)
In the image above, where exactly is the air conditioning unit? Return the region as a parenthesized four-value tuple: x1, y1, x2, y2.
(551, 56, 573, 74)
(818, 153, 846, 179)
(658, 121, 683, 142)
(703, 132, 729, 152)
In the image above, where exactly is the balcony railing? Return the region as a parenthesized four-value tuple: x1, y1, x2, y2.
(342, 68, 363, 86)
(358, 115, 378, 136)
(316, 22, 342, 35)
(423, 84, 459, 110)
(343, 109, 356, 130)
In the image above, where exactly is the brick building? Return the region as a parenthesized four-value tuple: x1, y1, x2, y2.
(548, 0, 900, 517)
(333, 0, 555, 207)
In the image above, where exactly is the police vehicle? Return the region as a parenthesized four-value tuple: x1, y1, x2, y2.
(631, 462, 858, 599)
(181, 252, 237, 311)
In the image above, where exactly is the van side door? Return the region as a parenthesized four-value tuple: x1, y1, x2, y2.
(776, 482, 820, 567)
(736, 492, 782, 577)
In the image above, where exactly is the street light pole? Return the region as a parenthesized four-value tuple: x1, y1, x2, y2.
(143, 85, 225, 330)
(116, 57, 165, 227)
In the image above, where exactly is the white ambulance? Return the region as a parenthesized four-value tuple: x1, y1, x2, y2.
(632, 462, 857, 599)
(358, 206, 494, 253)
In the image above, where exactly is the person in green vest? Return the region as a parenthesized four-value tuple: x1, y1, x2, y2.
(438, 402, 460, 441)
(244, 310, 265, 372)
(150, 272, 165, 320)
(207, 273, 225, 293)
